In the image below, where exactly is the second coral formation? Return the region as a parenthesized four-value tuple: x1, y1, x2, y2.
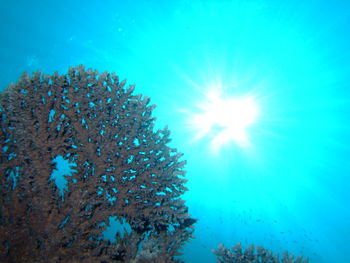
(213, 242, 309, 263)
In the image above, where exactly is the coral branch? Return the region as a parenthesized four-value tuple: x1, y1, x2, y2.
(213, 243, 309, 263)
(0, 65, 195, 262)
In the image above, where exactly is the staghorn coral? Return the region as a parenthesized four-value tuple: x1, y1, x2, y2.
(213, 243, 309, 263)
(0, 65, 195, 262)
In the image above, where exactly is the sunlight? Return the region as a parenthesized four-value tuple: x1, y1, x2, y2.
(189, 88, 259, 152)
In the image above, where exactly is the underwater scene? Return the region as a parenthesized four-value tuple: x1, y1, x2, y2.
(1, 0, 350, 262)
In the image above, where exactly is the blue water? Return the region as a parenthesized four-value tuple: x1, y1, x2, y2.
(1, 0, 350, 262)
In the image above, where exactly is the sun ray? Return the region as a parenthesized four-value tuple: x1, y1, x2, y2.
(188, 86, 259, 152)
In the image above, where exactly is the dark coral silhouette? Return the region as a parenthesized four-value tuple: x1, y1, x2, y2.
(213, 243, 309, 263)
(0, 66, 195, 262)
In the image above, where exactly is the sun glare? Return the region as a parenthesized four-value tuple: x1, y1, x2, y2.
(189, 89, 259, 152)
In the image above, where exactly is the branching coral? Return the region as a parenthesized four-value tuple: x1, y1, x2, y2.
(213, 243, 309, 263)
(0, 65, 195, 262)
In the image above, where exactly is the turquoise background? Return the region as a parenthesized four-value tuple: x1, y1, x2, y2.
(1, 1, 350, 262)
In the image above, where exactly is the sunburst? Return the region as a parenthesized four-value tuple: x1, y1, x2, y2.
(189, 88, 259, 152)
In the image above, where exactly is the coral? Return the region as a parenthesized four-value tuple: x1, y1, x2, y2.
(213, 243, 309, 263)
(0, 65, 195, 262)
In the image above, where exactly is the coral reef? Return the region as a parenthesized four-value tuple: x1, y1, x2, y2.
(0, 65, 195, 262)
(213, 243, 309, 263)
